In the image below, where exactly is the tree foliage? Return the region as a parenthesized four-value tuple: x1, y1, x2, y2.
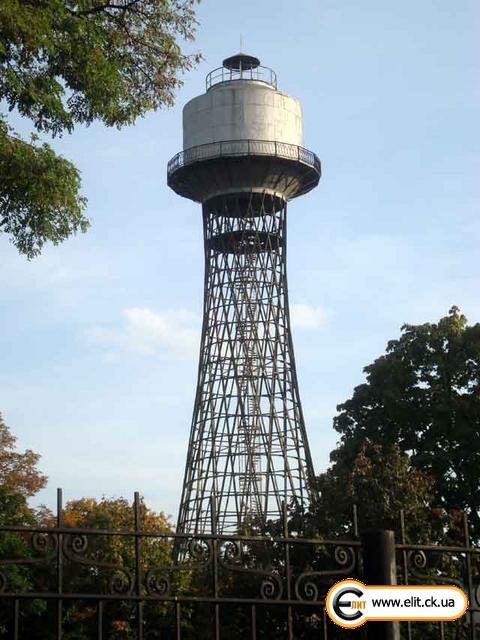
(0, 0, 200, 257)
(313, 443, 440, 541)
(0, 120, 88, 257)
(0, 416, 48, 633)
(35, 496, 184, 639)
(0, 411, 47, 498)
(331, 307, 480, 534)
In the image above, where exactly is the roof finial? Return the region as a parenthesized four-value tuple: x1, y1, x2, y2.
(240, 33, 243, 53)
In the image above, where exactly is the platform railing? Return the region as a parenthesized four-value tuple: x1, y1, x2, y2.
(206, 65, 277, 91)
(167, 139, 321, 177)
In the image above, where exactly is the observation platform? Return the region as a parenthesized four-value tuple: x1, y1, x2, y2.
(167, 139, 321, 204)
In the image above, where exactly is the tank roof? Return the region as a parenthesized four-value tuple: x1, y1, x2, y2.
(222, 53, 260, 71)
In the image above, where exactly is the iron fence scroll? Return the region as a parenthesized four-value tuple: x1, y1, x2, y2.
(1, 491, 480, 639)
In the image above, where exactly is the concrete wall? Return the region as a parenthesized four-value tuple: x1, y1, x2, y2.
(183, 80, 303, 150)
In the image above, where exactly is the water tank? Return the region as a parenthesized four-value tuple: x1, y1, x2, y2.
(183, 54, 303, 149)
(167, 54, 320, 204)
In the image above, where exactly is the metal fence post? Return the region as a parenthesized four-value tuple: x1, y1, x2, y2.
(210, 494, 220, 640)
(361, 529, 400, 640)
(134, 492, 144, 640)
(56, 488, 63, 640)
(282, 501, 293, 640)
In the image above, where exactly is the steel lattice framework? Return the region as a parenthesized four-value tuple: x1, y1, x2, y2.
(175, 191, 317, 534)
(168, 54, 321, 537)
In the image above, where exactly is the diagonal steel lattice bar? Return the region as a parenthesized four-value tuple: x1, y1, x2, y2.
(176, 192, 317, 535)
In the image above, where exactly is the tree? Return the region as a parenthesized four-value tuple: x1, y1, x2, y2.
(0, 412, 47, 497)
(0, 486, 49, 635)
(280, 445, 467, 640)
(313, 443, 441, 542)
(331, 307, 480, 535)
(0, 415, 48, 633)
(0, 0, 200, 257)
(36, 496, 186, 639)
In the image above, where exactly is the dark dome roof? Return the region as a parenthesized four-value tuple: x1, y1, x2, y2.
(222, 53, 260, 71)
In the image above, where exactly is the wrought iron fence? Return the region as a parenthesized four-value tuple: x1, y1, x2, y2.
(397, 510, 480, 640)
(167, 140, 321, 178)
(0, 490, 479, 639)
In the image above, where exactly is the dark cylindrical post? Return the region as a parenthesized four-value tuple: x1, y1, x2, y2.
(13, 599, 19, 640)
(352, 504, 359, 538)
(210, 495, 220, 640)
(134, 492, 144, 640)
(56, 488, 63, 640)
(282, 501, 293, 640)
(361, 529, 400, 640)
(97, 600, 103, 640)
(463, 513, 475, 640)
(176, 602, 181, 640)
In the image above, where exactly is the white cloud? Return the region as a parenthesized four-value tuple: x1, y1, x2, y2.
(290, 303, 329, 329)
(90, 304, 328, 360)
(90, 307, 200, 358)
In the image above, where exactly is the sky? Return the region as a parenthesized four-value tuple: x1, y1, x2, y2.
(1, 0, 479, 523)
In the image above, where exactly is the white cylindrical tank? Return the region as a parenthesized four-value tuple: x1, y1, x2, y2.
(183, 58, 303, 150)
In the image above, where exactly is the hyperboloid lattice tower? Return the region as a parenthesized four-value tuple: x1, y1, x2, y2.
(167, 54, 321, 535)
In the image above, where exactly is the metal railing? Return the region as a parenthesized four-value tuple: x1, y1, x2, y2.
(1, 489, 479, 639)
(167, 140, 321, 177)
(206, 65, 277, 91)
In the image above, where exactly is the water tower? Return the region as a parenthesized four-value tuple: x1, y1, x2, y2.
(167, 53, 321, 535)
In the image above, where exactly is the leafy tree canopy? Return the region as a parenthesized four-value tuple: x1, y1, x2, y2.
(0, 0, 200, 257)
(37, 496, 180, 639)
(314, 443, 439, 541)
(40, 495, 172, 532)
(0, 412, 47, 498)
(331, 307, 480, 533)
(0, 416, 48, 631)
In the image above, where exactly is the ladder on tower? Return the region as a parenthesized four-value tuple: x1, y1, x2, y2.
(235, 249, 263, 520)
